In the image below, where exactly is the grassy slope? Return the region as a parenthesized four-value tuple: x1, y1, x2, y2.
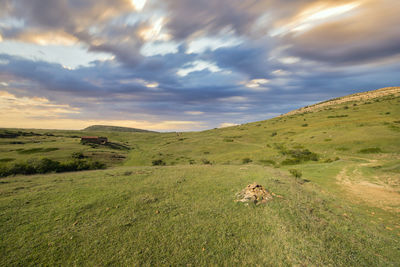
(1, 88, 399, 265)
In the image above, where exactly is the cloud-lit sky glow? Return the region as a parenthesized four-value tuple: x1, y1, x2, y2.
(0, 0, 399, 131)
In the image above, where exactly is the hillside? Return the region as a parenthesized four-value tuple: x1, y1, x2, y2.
(284, 86, 400, 116)
(83, 125, 156, 133)
(1, 87, 400, 265)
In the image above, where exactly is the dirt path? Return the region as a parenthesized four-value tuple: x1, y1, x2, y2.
(336, 163, 400, 212)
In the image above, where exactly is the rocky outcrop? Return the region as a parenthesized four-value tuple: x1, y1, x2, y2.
(236, 182, 273, 205)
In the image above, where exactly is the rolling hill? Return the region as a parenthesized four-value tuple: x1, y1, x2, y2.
(1, 87, 399, 266)
(83, 125, 156, 133)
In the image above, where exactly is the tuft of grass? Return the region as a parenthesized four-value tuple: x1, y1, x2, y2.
(258, 159, 275, 166)
(327, 115, 348, 118)
(358, 147, 382, 154)
(289, 168, 302, 178)
(242, 158, 252, 164)
(17, 147, 59, 154)
(152, 159, 166, 166)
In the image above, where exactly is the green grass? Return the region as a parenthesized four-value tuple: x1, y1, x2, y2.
(1, 165, 399, 266)
(1, 90, 400, 265)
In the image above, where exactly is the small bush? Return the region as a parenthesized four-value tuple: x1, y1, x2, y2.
(271, 131, 277, 137)
(152, 159, 166, 166)
(72, 152, 85, 159)
(289, 169, 302, 178)
(358, 147, 382, 154)
(281, 158, 301, 165)
(0, 158, 105, 177)
(36, 158, 61, 174)
(259, 159, 275, 166)
(201, 159, 211, 165)
(0, 158, 15, 163)
(301, 124, 308, 127)
(242, 158, 252, 164)
(327, 115, 348, 118)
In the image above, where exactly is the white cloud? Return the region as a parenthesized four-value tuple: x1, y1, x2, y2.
(270, 1, 361, 36)
(186, 35, 243, 54)
(0, 91, 80, 119)
(272, 69, 290, 76)
(0, 41, 114, 69)
(184, 111, 204, 115)
(219, 122, 239, 128)
(140, 41, 180, 56)
(278, 57, 300, 64)
(219, 96, 248, 102)
(138, 17, 171, 42)
(245, 78, 269, 89)
(177, 60, 221, 76)
(130, 0, 147, 11)
(146, 82, 159, 88)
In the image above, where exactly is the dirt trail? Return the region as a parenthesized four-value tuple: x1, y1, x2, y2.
(336, 162, 400, 212)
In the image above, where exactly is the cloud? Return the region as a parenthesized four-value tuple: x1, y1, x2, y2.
(0, 0, 400, 131)
(219, 122, 239, 128)
(281, 0, 400, 64)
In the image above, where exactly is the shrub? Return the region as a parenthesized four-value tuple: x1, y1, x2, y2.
(281, 158, 301, 165)
(36, 158, 60, 174)
(281, 148, 318, 165)
(271, 131, 277, 137)
(289, 169, 302, 178)
(301, 124, 308, 127)
(0, 158, 15, 163)
(242, 158, 252, 164)
(72, 152, 85, 159)
(288, 149, 318, 161)
(0, 158, 106, 178)
(327, 115, 348, 118)
(152, 159, 166, 166)
(258, 159, 275, 166)
(201, 159, 211, 165)
(358, 147, 382, 154)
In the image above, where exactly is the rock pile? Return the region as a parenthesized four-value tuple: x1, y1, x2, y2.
(236, 182, 273, 205)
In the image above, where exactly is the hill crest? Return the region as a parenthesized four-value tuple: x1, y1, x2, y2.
(284, 86, 400, 116)
(83, 125, 156, 133)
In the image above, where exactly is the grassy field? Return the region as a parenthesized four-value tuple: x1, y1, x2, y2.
(1, 88, 399, 265)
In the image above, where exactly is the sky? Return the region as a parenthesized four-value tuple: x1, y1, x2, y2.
(0, 0, 399, 131)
